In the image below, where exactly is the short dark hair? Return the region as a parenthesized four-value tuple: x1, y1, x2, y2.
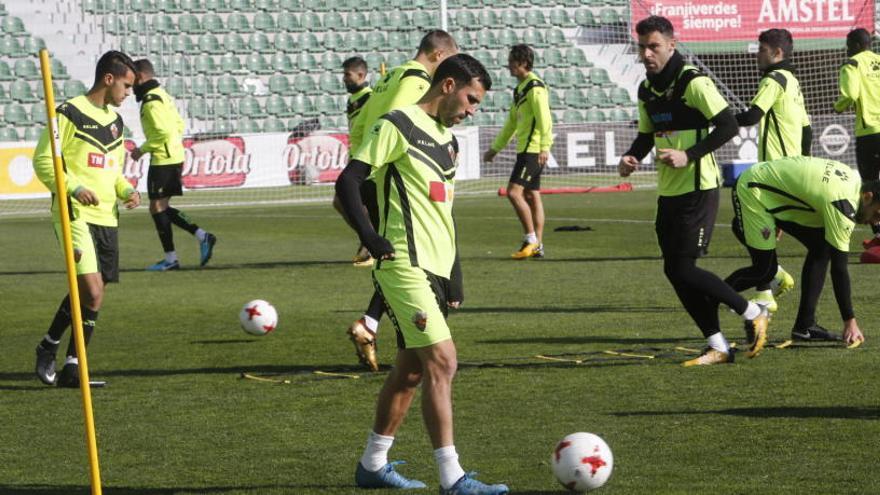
(635, 16, 674, 38)
(342, 56, 367, 72)
(759, 28, 793, 59)
(431, 53, 492, 91)
(508, 44, 535, 71)
(94, 50, 135, 85)
(133, 58, 155, 76)
(418, 29, 458, 55)
(847, 28, 872, 49)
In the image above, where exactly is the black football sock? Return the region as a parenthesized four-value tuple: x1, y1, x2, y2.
(166, 207, 199, 235)
(43, 295, 72, 351)
(152, 210, 176, 253)
(364, 291, 385, 323)
(66, 307, 98, 359)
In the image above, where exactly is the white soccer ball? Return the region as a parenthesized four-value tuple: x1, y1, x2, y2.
(239, 299, 278, 336)
(552, 432, 613, 492)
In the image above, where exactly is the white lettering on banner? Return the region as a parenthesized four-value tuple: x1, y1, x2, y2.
(283, 135, 348, 184)
(758, 0, 853, 23)
(183, 146, 252, 177)
(604, 131, 621, 166)
(567, 131, 596, 167)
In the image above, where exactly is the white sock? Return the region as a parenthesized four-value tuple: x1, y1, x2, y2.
(165, 251, 178, 264)
(195, 228, 207, 242)
(363, 315, 379, 334)
(43, 334, 60, 345)
(707, 332, 730, 353)
(742, 301, 761, 320)
(434, 445, 466, 489)
(65, 356, 79, 365)
(524, 232, 537, 244)
(360, 431, 394, 472)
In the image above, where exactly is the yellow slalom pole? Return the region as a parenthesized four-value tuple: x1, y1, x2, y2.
(38, 48, 103, 495)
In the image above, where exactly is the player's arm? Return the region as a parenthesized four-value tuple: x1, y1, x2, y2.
(138, 98, 173, 155)
(529, 86, 553, 161)
(737, 73, 782, 127)
(834, 61, 859, 113)
(680, 78, 737, 165)
(32, 112, 85, 197)
(801, 124, 813, 156)
(620, 101, 653, 176)
(486, 106, 516, 160)
(387, 73, 429, 111)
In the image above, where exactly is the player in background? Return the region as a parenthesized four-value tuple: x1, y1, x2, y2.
(342, 30, 459, 372)
(336, 56, 375, 267)
(336, 53, 508, 495)
(727, 156, 871, 345)
(734, 29, 809, 313)
(835, 28, 880, 251)
(619, 16, 769, 366)
(483, 44, 553, 259)
(131, 59, 216, 271)
(33, 51, 141, 387)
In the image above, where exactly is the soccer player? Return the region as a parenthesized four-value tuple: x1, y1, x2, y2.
(33, 51, 141, 387)
(619, 16, 769, 366)
(727, 156, 872, 345)
(835, 28, 880, 250)
(130, 58, 217, 271)
(483, 44, 553, 259)
(335, 54, 508, 494)
(735, 28, 811, 312)
(341, 30, 459, 372)
(337, 56, 375, 267)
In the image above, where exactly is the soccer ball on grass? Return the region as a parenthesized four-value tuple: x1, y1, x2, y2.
(552, 432, 613, 492)
(239, 299, 278, 336)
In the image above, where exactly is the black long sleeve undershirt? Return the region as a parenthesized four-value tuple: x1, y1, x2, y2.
(735, 105, 764, 127)
(334, 160, 375, 244)
(685, 108, 738, 163)
(829, 248, 854, 321)
(802, 125, 812, 156)
(624, 132, 654, 161)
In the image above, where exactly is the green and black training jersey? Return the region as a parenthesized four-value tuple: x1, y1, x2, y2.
(346, 85, 372, 151)
(638, 63, 729, 197)
(835, 50, 880, 137)
(136, 80, 185, 166)
(751, 67, 810, 161)
(740, 156, 861, 251)
(33, 95, 134, 227)
(490, 72, 554, 154)
(349, 60, 432, 155)
(353, 105, 458, 278)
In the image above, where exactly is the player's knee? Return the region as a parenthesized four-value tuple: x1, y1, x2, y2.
(507, 185, 524, 201)
(81, 287, 104, 310)
(424, 351, 457, 382)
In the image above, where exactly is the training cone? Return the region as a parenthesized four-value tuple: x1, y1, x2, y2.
(860, 246, 880, 263)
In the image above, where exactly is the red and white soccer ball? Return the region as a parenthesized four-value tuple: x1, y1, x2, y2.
(552, 432, 613, 492)
(239, 299, 278, 336)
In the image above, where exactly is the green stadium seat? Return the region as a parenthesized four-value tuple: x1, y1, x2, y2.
(178, 14, 203, 34)
(318, 72, 341, 94)
(83, 0, 104, 14)
(198, 33, 222, 54)
(201, 13, 224, 32)
(342, 31, 365, 51)
(560, 0, 579, 5)
(325, 11, 346, 30)
(2, 16, 26, 36)
(585, 108, 606, 122)
(413, 10, 438, 27)
(166, 77, 187, 96)
(320, 52, 342, 72)
(239, 119, 262, 134)
(229, 0, 256, 11)
(24, 37, 46, 56)
(249, 33, 273, 53)
(477, 10, 498, 28)
(130, 0, 157, 12)
(480, 92, 496, 111)
(192, 75, 214, 95)
(274, 33, 296, 53)
(180, 0, 206, 12)
(610, 86, 631, 105)
(220, 54, 245, 74)
(224, 33, 249, 54)
(587, 86, 611, 107)
(524, 10, 546, 26)
(239, 96, 262, 118)
(194, 54, 219, 74)
(246, 54, 271, 74)
(157, 0, 182, 12)
(366, 31, 386, 51)
(126, 14, 148, 33)
(204, 0, 231, 12)
(561, 108, 583, 123)
(169, 54, 191, 75)
(255, 0, 277, 9)
(301, 12, 322, 30)
(473, 50, 495, 69)
(500, 10, 520, 26)
(566, 47, 590, 67)
(323, 31, 344, 51)
(316, 94, 339, 115)
(346, 11, 368, 31)
(4, 103, 29, 124)
(300, 32, 321, 52)
(497, 29, 518, 48)
(297, 52, 318, 72)
(152, 57, 170, 76)
(0, 36, 24, 57)
(63, 79, 87, 99)
(278, 12, 301, 31)
(564, 88, 586, 108)
(304, 0, 330, 10)
(523, 29, 546, 48)
(292, 94, 316, 116)
(544, 48, 564, 67)
(550, 9, 576, 27)
(271, 53, 295, 73)
(24, 126, 41, 141)
(268, 74, 291, 95)
(559, 68, 581, 88)
(386, 51, 407, 69)
(30, 102, 47, 124)
(293, 73, 317, 94)
(172, 34, 195, 54)
(574, 8, 597, 27)
(548, 29, 567, 47)
(386, 31, 407, 50)
(152, 14, 175, 33)
(451, 30, 475, 50)
(599, 8, 621, 24)
(0, 61, 12, 81)
(188, 99, 211, 119)
(549, 90, 563, 108)
(318, 114, 338, 130)
(453, 10, 476, 28)
(266, 95, 292, 117)
(264, 117, 286, 132)
(211, 119, 234, 135)
(0, 126, 20, 141)
(227, 13, 251, 33)
(279, 0, 303, 9)
(121, 37, 143, 56)
(105, 16, 124, 35)
(471, 111, 491, 127)
(253, 12, 276, 32)
(590, 68, 610, 86)
(14, 59, 39, 80)
(214, 98, 236, 118)
(494, 90, 512, 110)
(367, 11, 388, 29)
(609, 107, 631, 121)
(476, 30, 497, 48)
(365, 52, 385, 72)
(145, 35, 169, 54)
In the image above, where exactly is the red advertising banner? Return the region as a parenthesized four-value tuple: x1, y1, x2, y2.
(632, 0, 874, 42)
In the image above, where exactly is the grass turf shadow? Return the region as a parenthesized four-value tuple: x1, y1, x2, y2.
(0, 484, 348, 494)
(612, 406, 880, 420)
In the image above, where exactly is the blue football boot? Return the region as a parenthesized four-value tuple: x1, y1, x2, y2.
(440, 473, 509, 495)
(355, 461, 427, 489)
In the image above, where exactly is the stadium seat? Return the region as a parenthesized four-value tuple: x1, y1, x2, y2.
(292, 93, 317, 116)
(480, 92, 496, 111)
(325, 11, 346, 30)
(211, 119, 234, 135)
(367, 11, 388, 29)
(316, 94, 339, 115)
(104, 16, 124, 36)
(24, 126, 41, 141)
(300, 32, 321, 52)
(239, 119, 262, 134)
(500, 10, 520, 26)
(471, 111, 491, 127)
(549, 90, 563, 108)
(277, 12, 301, 31)
(318, 72, 341, 94)
(265, 95, 291, 117)
(188, 99, 211, 119)
(523, 29, 546, 48)
(192, 75, 215, 96)
(550, 9, 576, 27)
(0, 60, 13, 81)
(275, 32, 296, 53)
(82, 0, 104, 14)
(239, 96, 262, 118)
(30, 102, 47, 124)
(152, 14, 175, 34)
(126, 14, 148, 33)
(194, 54, 219, 74)
(347, 11, 369, 31)
(386, 51, 407, 69)
(365, 53, 385, 72)
(453, 10, 475, 28)
(268, 74, 291, 95)
(145, 35, 169, 54)
(297, 52, 318, 72)
(342, 31, 365, 51)
(214, 98, 236, 118)
(223, 33, 249, 54)
(564, 88, 586, 108)
(599, 8, 621, 24)
(227, 13, 251, 33)
(585, 108, 606, 122)
(548, 29, 567, 47)
(2, 16, 26, 36)
(609, 107, 631, 121)
(253, 11, 276, 32)
(264, 117, 286, 132)
(63, 79, 86, 99)
(366, 31, 387, 51)
(255, 0, 277, 9)
(130, 0, 157, 12)
(246, 54, 271, 74)
(477, 10, 499, 28)
(301, 12, 322, 30)
(204, 0, 231, 12)
(524, 10, 546, 26)
(219, 54, 245, 74)
(178, 14, 203, 34)
(451, 30, 475, 51)
(574, 8, 597, 27)
(303, 0, 330, 11)
(171, 34, 195, 54)
(13, 59, 39, 80)
(201, 13, 224, 32)
(322, 31, 344, 51)
(0, 127, 20, 141)
(24, 37, 46, 56)
(166, 77, 187, 96)
(229, 0, 256, 11)
(4, 103, 29, 124)
(566, 47, 590, 68)
(476, 30, 497, 49)
(610, 86, 632, 105)
(293, 73, 317, 94)
(318, 114, 338, 130)
(473, 50, 495, 69)
(587, 86, 611, 107)
(169, 54, 191, 75)
(180, 0, 206, 12)
(271, 53, 295, 73)
(544, 48, 564, 67)
(196, 34, 221, 55)
(157, 0, 182, 12)
(412, 10, 438, 27)
(497, 29, 518, 48)
(320, 52, 342, 72)
(0, 35, 24, 58)
(249, 33, 273, 53)
(590, 68, 611, 86)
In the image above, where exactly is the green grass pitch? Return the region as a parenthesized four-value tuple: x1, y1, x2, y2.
(1, 190, 878, 494)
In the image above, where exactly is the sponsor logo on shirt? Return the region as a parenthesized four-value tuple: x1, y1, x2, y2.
(88, 152, 105, 168)
(429, 181, 454, 202)
(761, 227, 772, 240)
(412, 310, 428, 331)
